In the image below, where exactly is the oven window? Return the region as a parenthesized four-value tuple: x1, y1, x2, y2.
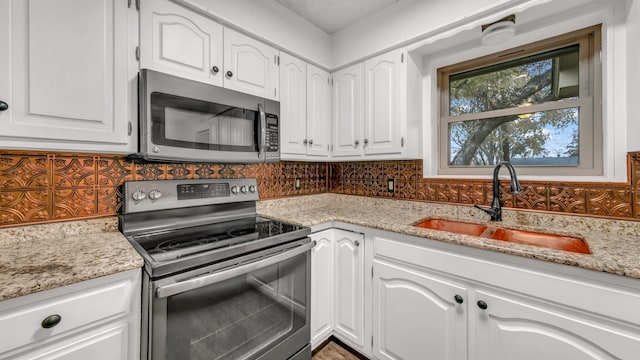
(150, 92, 259, 152)
(163, 253, 308, 360)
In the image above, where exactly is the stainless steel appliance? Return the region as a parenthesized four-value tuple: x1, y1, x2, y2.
(137, 69, 280, 163)
(119, 178, 312, 360)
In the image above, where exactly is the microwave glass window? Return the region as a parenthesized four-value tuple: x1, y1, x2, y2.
(151, 92, 259, 152)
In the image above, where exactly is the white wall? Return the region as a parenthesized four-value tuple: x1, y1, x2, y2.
(330, 0, 527, 68)
(176, 0, 332, 68)
(627, 0, 640, 151)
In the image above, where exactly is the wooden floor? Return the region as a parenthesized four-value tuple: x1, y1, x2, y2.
(312, 341, 362, 360)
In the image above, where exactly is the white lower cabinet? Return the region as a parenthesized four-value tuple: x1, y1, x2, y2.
(370, 231, 640, 360)
(0, 269, 140, 360)
(310, 229, 366, 353)
(309, 225, 640, 360)
(472, 289, 640, 360)
(310, 230, 335, 347)
(333, 229, 366, 348)
(372, 260, 467, 360)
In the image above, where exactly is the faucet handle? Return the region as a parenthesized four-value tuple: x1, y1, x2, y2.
(474, 204, 501, 221)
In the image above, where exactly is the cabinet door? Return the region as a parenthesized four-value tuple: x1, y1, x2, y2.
(223, 28, 279, 100)
(373, 260, 468, 360)
(14, 324, 129, 360)
(363, 49, 406, 155)
(140, 0, 223, 87)
(306, 64, 332, 157)
(310, 230, 335, 348)
(280, 53, 308, 156)
(333, 229, 365, 347)
(332, 63, 364, 158)
(0, 0, 132, 150)
(472, 290, 640, 360)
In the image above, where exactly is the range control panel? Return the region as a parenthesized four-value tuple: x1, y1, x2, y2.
(123, 178, 259, 214)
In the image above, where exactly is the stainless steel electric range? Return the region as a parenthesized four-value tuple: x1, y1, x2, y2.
(119, 178, 313, 360)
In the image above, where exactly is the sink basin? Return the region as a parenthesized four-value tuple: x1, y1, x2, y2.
(414, 219, 488, 237)
(490, 228, 591, 254)
(414, 218, 590, 254)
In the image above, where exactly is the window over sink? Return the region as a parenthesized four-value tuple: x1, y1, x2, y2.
(437, 25, 602, 177)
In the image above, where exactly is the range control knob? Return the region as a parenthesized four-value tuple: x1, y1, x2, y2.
(231, 186, 239, 194)
(148, 190, 162, 200)
(132, 190, 146, 201)
(240, 185, 247, 193)
(249, 185, 257, 193)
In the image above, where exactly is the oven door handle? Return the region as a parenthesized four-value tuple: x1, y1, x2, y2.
(156, 241, 315, 298)
(257, 102, 266, 160)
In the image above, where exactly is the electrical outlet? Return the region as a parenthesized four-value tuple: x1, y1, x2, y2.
(387, 178, 394, 192)
(295, 177, 302, 190)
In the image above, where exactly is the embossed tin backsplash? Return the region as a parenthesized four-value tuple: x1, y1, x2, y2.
(1, 150, 639, 227)
(0, 151, 328, 227)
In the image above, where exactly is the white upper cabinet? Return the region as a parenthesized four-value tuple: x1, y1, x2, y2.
(140, 0, 223, 86)
(224, 28, 279, 100)
(0, 0, 137, 153)
(306, 64, 332, 158)
(364, 49, 406, 155)
(141, 0, 279, 100)
(329, 48, 421, 160)
(332, 63, 363, 158)
(279, 52, 308, 156)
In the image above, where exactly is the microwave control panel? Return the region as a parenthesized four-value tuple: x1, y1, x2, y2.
(265, 114, 279, 154)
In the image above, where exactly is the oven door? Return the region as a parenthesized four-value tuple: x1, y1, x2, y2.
(146, 240, 313, 360)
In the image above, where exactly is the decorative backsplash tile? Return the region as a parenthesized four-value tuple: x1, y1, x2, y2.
(1, 150, 639, 228)
(0, 151, 328, 227)
(330, 156, 640, 220)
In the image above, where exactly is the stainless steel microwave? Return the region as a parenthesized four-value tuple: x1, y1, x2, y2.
(137, 69, 280, 163)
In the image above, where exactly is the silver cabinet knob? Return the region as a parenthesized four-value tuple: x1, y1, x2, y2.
(354, 140, 359, 147)
(354, 240, 360, 247)
(148, 190, 162, 200)
(132, 190, 146, 201)
(363, 139, 369, 146)
(303, 139, 308, 145)
(308, 139, 313, 145)
(249, 185, 257, 193)
(231, 186, 239, 194)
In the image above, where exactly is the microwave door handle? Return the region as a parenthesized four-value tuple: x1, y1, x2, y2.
(155, 241, 315, 299)
(257, 103, 266, 160)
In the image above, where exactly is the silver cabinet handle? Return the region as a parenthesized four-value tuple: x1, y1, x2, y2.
(354, 240, 360, 247)
(303, 139, 308, 145)
(156, 241, 315, 298)
(257, 103, 266, 160)
(308, 139, 313, 145)
(0, 101, 8, 111)
(354, 140, 359, 147)
(363, 138, 369, 146)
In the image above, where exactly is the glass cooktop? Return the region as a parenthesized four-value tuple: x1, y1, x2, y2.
(131, 217, 306, 263)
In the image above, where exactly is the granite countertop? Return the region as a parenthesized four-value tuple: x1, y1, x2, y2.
(0, 218, 143, 301)
(257, 193, 640, 279)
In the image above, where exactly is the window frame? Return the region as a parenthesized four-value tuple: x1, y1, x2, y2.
(437, 25, 602, 177)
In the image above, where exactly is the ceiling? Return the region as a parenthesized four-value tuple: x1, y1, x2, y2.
(275, 0, 399, 34)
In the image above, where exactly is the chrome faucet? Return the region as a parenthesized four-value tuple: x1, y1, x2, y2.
(474, 161, 522, 221)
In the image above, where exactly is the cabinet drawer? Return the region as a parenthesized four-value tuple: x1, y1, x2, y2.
(0, 278, 133, 354)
